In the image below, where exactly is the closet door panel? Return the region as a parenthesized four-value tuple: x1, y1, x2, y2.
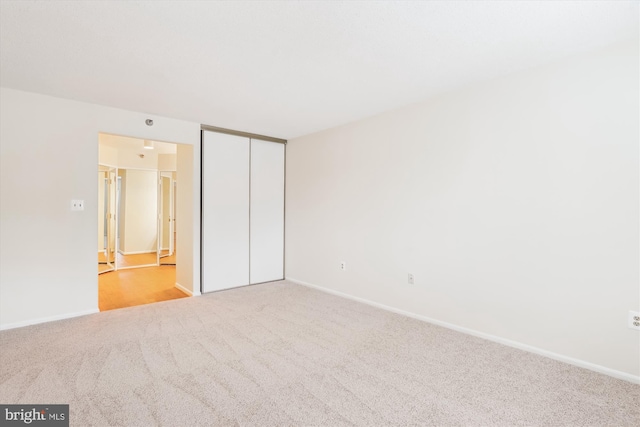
(202, 131, 250, 292)
(250, 139, 285, 284)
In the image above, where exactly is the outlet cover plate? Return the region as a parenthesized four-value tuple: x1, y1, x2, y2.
(71, 199, 85, 211)
(629, 310, 640, 331)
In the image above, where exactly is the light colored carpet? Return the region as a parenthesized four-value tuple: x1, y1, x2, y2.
(1, 280, 638, 426)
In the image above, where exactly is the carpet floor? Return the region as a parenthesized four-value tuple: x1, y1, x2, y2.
(0, 280, 638, 426)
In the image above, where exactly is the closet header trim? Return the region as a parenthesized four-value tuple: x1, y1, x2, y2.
(201, 124, 287, 144)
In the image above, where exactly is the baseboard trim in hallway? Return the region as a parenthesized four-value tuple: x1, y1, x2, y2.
(286, 277, 640, 384)
(175, 282, 201, 296)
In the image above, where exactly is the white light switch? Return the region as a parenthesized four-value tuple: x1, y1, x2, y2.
(71, 200, 84, 211)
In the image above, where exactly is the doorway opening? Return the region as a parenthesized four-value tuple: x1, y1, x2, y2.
(97, 133, 191, 311)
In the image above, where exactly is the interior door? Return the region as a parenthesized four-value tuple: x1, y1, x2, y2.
(169, 175, 174, 254)
(202, 131, 250, 292)
(250, 139, 285, 284)
(159, 172, 174, 263)
(98, 167, 116, 274)
(156, 171, 161, 266)
(172, 179, 177, 254)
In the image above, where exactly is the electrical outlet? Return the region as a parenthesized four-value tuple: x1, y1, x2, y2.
(408, 273, 414, 285)
(340, 262, 346, 271)
(71, 199, 85, 211)
(629, 310, 640, 331)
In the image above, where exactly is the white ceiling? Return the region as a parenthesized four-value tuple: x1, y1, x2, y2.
(1, 1, 637, 140)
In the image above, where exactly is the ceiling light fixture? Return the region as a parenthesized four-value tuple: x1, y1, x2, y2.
(143, 140, 154, 150)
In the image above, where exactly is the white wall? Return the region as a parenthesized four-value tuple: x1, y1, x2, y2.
(0, 87, 201, 328)
(176, 144, 198, 295)
(117, 152, 159, 170)
(121, 169, 158, 254)
(286, 41, 640, 378)
(158, 154, 177, 171)
(98, 144, 118, 166)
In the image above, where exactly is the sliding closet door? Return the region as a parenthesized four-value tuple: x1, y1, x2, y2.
(250, 139, 285, 284)
(202, 131, 250, 292)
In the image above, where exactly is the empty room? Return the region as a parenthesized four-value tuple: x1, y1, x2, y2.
(0, 1, 638, 426)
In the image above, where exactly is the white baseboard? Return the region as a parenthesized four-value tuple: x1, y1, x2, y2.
(0, 308, 100, 331)
(286, 277, 640, 385)
(120, 250, 156, 255)
(175, 282, 201, 297)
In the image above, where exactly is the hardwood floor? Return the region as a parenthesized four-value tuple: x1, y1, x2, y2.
(98, 265, 188, 311)
(97, 251, 113, 263)
(98, 251, 114, 274)
(98, 263, 113, 274)
(159, 236, 177, 265)
(159, 250, 176, 265)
